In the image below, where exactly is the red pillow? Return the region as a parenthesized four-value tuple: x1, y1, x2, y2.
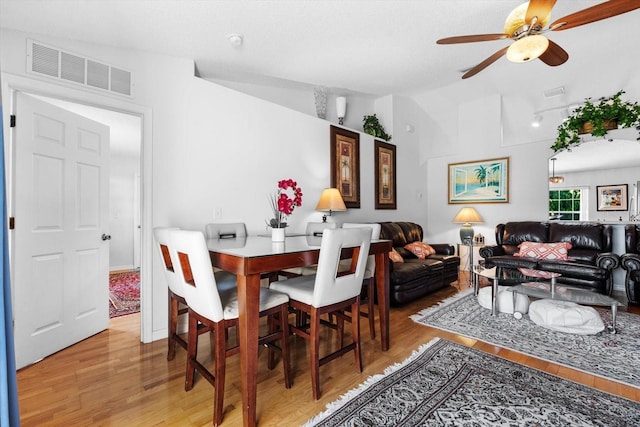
(389, 248, 404, 263)
(515, 241, 572, 261)
(404, 242, 436, 259)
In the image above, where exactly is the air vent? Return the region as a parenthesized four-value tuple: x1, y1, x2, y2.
(27, 39, 133, 97)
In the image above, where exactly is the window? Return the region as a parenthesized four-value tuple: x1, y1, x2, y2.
(549, 188, 587, 220)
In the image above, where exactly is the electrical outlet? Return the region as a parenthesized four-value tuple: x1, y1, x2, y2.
(214, 208, 222, 219)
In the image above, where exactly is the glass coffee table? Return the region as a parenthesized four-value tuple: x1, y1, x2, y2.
(472, 265, 561, 316)
(506, 279, 623, 334)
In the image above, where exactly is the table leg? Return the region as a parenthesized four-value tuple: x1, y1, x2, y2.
(609, 304, 618, 334)
(491, 278, 498, 316)
(236, 273, 261, 427)
(375, 252, 390, 351)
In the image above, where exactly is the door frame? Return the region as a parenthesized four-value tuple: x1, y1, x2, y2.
(1, 73, 155, 343)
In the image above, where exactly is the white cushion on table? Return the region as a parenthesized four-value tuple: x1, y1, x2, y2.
(477, 285, 530, 314)
(528, 299, 604, 335)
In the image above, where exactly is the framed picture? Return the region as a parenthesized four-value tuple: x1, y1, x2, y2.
(596, 184, 628, 211)
(448, 157, 509, 204)
(374, 140, 396, 209)
(330, 125, 360, 208)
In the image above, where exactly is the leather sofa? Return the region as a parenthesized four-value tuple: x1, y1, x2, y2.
(479, 221, 619, 295)
(378, 221, 459, 305)
(621, 224, 640, 304)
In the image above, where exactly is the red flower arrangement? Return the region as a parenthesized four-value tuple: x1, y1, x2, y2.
(268, 178, 303, 228)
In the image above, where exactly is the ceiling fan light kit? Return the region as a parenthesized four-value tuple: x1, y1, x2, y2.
(506, 34, 549, 62)
(436, 0, 640, 78)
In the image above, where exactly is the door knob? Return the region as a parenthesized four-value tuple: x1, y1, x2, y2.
(101, 234, 112, 241)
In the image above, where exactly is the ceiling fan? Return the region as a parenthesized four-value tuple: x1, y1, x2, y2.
(437, 0, 640, 79)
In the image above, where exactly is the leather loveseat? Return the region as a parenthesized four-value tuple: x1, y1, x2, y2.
(378, 221, 459, 305)
(621, 224, 640, 304)
(479, 221, 619, 295)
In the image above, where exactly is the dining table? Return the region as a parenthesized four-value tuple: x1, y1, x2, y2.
(207, 234, 393, 427)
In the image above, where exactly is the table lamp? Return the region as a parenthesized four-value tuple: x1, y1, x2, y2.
(315, 188, 347, 222)
(452, 207, 483, 243)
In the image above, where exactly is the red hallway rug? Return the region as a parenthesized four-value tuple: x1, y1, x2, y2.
(109, 270, 140, 318)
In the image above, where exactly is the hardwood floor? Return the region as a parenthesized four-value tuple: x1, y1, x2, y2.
(17, 276, 640, 426)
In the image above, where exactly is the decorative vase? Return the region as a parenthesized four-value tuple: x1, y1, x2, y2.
(271, 227, 285, 242)
(313, 86, 327, 119)
(578, 120, 618, 135)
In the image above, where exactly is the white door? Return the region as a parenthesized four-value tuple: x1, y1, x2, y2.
(12, 92, 110, 369)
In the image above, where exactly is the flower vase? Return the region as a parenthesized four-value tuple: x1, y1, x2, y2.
(271, 227, 285, 242)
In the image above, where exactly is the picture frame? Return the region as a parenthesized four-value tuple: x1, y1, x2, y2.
(448, 157, 509, 204)
(330, 125, 360, 208)
(374, 140, 396, 209)
(596, 184, 628, 211)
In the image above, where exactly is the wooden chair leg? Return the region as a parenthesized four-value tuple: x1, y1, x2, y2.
(337, 312, 345, 349)
(168, 291, 178, 360)
(366, 280, 376, 339)
(213, 322, 227, 427)
(267, 312, 277, 371)
(352, 300, 362, 372)
(185, 310, 198, 391)
(310, 307, 322, 400)
(279, 305, 292, 389)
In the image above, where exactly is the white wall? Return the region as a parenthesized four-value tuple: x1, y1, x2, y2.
(1, 29, 428, 342)
(555, 165, 639, 223)
(109, 152, 140, 270)
(3, 26, 639, 340)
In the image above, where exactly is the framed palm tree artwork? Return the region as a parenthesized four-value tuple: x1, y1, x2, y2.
(330, 125, 360, 208)
(374, 140, 396, 209)
(448, 157, 509, 204)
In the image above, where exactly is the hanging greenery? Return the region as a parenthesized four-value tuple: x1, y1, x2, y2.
(363, 114, 392, 141)
(552, 90, 640, 152)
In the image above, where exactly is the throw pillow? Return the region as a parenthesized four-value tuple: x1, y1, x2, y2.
(389, 248, 404, 263)
(404, 241, 436, 259)
(515, 241, 572, 261)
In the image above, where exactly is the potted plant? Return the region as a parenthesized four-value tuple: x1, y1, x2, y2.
(552, 90, 640, 152)
(266, 178, 303, 241)
(363, 114, 392, 141)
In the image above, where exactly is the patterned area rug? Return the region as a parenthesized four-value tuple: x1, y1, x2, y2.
(304, 338, 640, 426)
(109, 270, 140, 318)
(411, 289, 640, 388)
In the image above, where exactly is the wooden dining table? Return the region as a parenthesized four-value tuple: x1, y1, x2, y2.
(207, 234, 393, 427)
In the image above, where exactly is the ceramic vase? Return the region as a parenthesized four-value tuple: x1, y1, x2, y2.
(271, 227, 285, 242)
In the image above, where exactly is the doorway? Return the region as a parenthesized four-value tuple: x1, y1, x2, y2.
(17, 93, 142, 330)
(35, 96, 143, 320)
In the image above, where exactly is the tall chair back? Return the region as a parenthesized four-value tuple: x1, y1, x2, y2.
(342, 223, 381, 278)
(306, 221, 337, 236)
(168, 230, 226, 322)
(204, 222, 247, 239)
(154, 227, 182, 297)
(313, 227, 371, 307)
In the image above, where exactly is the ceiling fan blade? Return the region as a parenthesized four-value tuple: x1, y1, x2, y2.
(538, 40, 569, 66)
(462, 46, 509, 79)
(550, 0, 640, 31)
(437, 34, 509, 44)
(525, 0, 557, 24)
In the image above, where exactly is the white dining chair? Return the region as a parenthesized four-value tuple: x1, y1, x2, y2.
(154, 227, 236, 361)
(154, 227, 186, 360)
(204, 222, 247, 239)
(341, 222, 381, 339)
(270, 227, 371, 399)
(167, 229, 291, 425)
(278, 221, 337, 278)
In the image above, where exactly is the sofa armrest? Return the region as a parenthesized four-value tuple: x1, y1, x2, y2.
(479, 245, 505, 258)
(595, 252, 620, 271)
(621, 253, 640, 271)
(430, 243, 455, 255)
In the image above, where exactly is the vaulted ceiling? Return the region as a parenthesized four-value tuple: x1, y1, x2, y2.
(2, 0, 639, 99)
